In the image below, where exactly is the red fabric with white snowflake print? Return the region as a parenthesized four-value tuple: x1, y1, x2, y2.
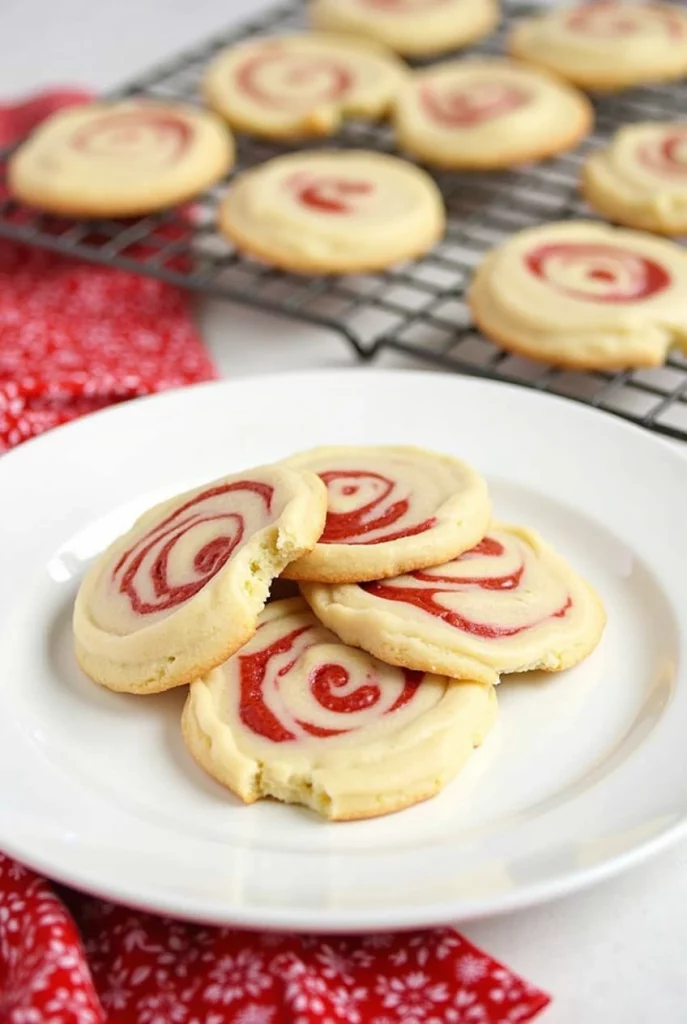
(0, 90, 217, 454)
(0, 853, 550, 1024)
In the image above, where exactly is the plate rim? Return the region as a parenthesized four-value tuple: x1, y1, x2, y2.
(0, 821, 683, 933)
(0, 364, 680, 469)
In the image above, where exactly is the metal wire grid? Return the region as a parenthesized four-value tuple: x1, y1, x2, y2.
(1, 1, 687, 439)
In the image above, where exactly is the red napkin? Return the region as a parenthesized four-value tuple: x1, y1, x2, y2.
(0, 853, 549, 1024)
(0, 89, 217, 454)
(0, 92, 550, 1024)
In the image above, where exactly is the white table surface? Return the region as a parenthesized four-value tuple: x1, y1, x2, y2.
(3, 2, 687, 1021)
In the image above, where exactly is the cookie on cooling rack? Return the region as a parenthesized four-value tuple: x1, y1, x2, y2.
(311, 0, 500, 58)
(281, 444, 491, 583)
(394, 58, 592, 170)
(303, 523, 606, 686)
(204, 33, 406, 140)
(509, 1, 687, 91)
(218, 150, 445, 274)
(182, 597, 497, 820)
(8, 99, 234, 218)
(73, 465, 327, 694)
(583, 123, 687, 236)
(467, 220, 687, 369)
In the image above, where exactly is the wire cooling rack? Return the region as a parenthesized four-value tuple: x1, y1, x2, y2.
(2, 1, 687, 440)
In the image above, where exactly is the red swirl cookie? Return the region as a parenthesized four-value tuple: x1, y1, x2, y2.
(509, 2, 687, 91)
(181, 598, 497, 820)
(218, 150, 445, 274)
(312, 0, 499, 57)
(281, 445, 491, 583)
(8, 100, 234, 217)
(73, 465, 327, 694)
(303, 523, 606, 685)
(468, 221, 687, 369)
(394, 58, 592, 170)
(583, 123, 687, 235)
(204, 33, 405, 140)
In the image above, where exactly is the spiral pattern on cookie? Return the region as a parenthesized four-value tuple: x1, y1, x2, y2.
(363, 531, 572, 637)
(237, 618, 424, 743)
(286, 172, 373, 213)
(565, 1, 686, 39)
(361, 0, 451, 8)
(318, 470, 436, 545)
(421, 81, 531, 127)
(524, 241, 672, 303)
(637, 129, 687, 179)
(112, 481, 273, 615)
(69, 110, 193, 166)
(235, 48, 354, 109)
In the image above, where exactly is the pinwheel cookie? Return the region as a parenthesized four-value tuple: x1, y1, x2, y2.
(281, 445, 491, 583)
(311, 0, 500, 58)
(509, 1, 687, 91)
(468, 220, 687, 369)
(394, 58, 592, 169)
(303, 523, 606, 686)
(8, 99, 234, 217)
(583, 123, 687, 235)
(218, 150, 445, 274)
(73, 465, 327, 694)
(182, 598, 497, 820)
(204, 33, 406, 140)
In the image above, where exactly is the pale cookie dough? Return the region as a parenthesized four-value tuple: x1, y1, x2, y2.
(73, 465, 327, 694)
(282, 444, 491, 583)
(204, 33, 406, 140)
(583, 123, 687, 235)
(182, 597, 497, 820)
(302, 523, 606, 686)
(509, 1, 687, 92)
(218, 150, 445, 274)
(311, 0, 500, 58)
(394, 58, 592, 170)
(8, 99, 234, 218)
(468, 220, 687, 369)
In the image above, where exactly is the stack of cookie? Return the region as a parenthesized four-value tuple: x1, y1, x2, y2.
(74, 445, 605, 821)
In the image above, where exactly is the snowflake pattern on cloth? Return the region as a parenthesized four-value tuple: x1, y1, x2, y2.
(0, 90, 217, 454)
(0, 853, 550, 1024)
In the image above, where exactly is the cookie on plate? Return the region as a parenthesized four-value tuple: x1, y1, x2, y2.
(468, 220, 687, 369)
(182, 597, 497, 820)
(311, 0, 500, 58)
(8, 99, 234, 218)
(583, 123, 687, 236)
(509, 1, 687, 92)
(282, 445, 491, 583)
(73, 465, 327, 694)
(394, 58, 592, 170)
(204, 33, 406, 140)
(218, 150, 445, 274)
(303, 523, 606, 685)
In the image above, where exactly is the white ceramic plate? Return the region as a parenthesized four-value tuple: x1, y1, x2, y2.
(0, 368, 685, 932)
